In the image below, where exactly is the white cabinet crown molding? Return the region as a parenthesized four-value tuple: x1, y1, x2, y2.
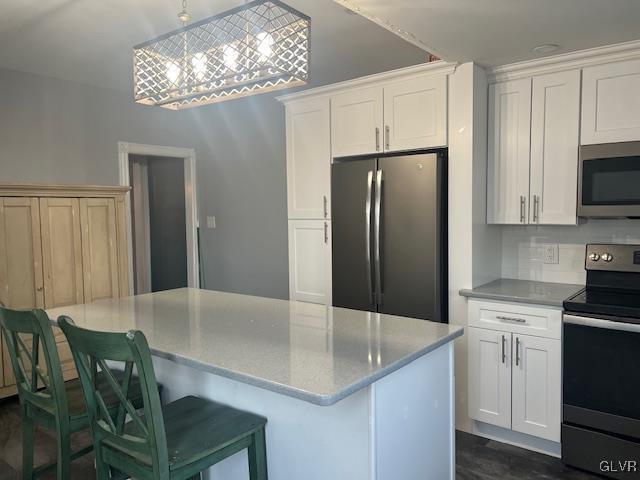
(488, 38, 640, 83)
(276, 61, 457, 104)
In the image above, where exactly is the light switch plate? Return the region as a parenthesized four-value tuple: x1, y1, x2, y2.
(543, 244, 559, 264)
(206, 216, 216, 229)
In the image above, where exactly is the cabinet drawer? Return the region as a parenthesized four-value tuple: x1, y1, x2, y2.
(468, 299, 561, 339)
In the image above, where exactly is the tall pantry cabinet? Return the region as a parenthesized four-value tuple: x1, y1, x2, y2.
(0, 184, 130, 399)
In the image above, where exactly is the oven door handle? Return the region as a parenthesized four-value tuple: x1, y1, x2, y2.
(564, 314, 640, 333)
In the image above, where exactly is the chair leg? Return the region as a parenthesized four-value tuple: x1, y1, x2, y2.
(94, 447, 111, 480)
(21, 404, 34, 480)
(55, 428, 71, 480)
(248, 428, 267, 480)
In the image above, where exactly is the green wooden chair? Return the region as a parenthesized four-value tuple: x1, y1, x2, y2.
(0, 306, 147, 479)
(58, 316, 268, 480)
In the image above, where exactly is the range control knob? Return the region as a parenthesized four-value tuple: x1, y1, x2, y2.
(602, 253, 613, 262)
(589, 253, 600, 262)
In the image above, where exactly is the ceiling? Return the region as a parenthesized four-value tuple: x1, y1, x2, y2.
(0, 0, 427, 93)
(336, 0, 640, 66)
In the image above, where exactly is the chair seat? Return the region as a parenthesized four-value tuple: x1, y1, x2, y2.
(34, 370, 146, 428)
(106, 395, 267, 471)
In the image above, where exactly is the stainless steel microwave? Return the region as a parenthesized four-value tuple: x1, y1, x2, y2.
(578, 141, 640, 218)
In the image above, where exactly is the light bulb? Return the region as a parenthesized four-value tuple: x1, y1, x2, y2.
(256, 32, 274, 61)
(223, 44, 238, 72)
(166, 61, 181, 85)
(192, 52, 207, 81)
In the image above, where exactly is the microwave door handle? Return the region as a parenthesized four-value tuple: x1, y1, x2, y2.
(365, 171, 374, 304)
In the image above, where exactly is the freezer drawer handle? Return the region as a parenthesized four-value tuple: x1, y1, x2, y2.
(497, 315, 528, 324)
(374, 169, 383, 305)
(365, 171, 374, 303)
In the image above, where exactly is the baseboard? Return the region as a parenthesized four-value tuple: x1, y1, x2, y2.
(472, 421, 562, 458)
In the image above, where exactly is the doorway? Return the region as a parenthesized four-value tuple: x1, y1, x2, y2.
(118, 142, 199, 295)
(129, 155, 188, 293)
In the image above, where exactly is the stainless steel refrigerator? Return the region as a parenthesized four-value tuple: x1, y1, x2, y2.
(331, 151, 447, 322)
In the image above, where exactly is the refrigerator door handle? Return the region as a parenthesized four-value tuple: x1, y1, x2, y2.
(365, 171, 374, 304)
(374, 169, 383, 305)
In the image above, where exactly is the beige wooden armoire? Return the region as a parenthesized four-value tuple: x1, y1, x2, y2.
(0, 184, 130, 399)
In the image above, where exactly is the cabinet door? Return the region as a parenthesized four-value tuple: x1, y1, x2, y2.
(383, 74, 447, 152)
(581, 59, 640, 144)
(530, 70, 580, 225)
(0, 197, 45, 387)
(487, 79, 532, 224)
(286, 98, 331, 219)
(512, 334, 561, 442)
(468, 327, 512, 429)
(331, 87, 383, 158)
(40, 198, 84, 308)
(79, 198, 119, 302)
(288, 220, 332, 305)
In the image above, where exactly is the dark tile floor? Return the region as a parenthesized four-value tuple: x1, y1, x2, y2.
(0, 396, 603, 479)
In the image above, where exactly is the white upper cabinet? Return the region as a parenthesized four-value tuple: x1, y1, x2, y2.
(468, 327, 512, 429)
(384, 74, 447, 151)
(288, 220, 332, 305)
(581, 59, 640, 144)
(511, 334, 561, 442)
(331, 87, 384, 158)
(286, 98, 331, 219)
(487, 78, 532, 224)
(529, 70, 580, 225)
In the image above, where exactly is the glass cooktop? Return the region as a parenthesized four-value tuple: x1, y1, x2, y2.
(564, 288, 640, 321)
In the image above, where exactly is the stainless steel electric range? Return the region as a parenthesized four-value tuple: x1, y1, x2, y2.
(562, 244, 640, 479)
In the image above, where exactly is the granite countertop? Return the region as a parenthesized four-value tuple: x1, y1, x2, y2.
(459, 278, 584, 307)
(46, 288, 462, 406)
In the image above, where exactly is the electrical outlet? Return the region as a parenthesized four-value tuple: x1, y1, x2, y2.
(206, 216, 216, 229)
(543, 244, 559, 264)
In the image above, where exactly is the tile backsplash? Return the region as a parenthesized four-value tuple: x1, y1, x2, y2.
(501, 220, 640, 285)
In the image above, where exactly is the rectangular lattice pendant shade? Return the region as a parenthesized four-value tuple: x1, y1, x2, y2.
(133, 0, 310, 109)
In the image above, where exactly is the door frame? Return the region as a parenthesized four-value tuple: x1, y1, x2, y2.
(117, 142, 199, 293)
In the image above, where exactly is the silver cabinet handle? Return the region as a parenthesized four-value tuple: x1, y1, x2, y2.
(323, 195, 328, 219)
(374, 169, 383, 305)
(515, 336, 520, 366)
(324, 221, 328, 244)
(385, 125, 390, 150)
(501, 334, 506, 364)
(533, 195, 539, 223)
(497, 315, 528, 324)
(520, 196, 526, 223)
(375, 127, 380, 152)
(365, 171, 374, 304)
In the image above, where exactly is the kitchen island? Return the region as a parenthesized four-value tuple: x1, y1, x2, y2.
(47, 288, 463, 480)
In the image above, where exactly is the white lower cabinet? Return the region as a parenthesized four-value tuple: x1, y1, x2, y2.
(468, 299, 561, 443)
(512, 333, 561, 442)
(468, 327, 512, 429)
(287, 220, 332, 305)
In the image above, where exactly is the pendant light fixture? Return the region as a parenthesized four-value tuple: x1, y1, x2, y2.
(133, 0, 310, 109)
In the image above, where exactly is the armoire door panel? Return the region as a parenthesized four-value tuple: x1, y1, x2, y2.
(40, 198, 84, 308)
(80, 198, 119, 302)
(530, 70, 580, 225)
(0, 198, 44, 310)
(468, 327, 512, 429)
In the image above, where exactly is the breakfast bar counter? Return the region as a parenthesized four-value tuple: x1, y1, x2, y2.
(47, 288, 463, 480)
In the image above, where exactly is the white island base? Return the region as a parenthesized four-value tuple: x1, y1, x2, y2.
(152, 342, 454, 480)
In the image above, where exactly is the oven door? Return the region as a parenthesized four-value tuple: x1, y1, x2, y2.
(578, 142, 640, 218)
(563, 314, 640, 436)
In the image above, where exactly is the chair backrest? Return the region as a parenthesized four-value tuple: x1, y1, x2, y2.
(58, 316, 169, 478)
(0, 307, 69, 422)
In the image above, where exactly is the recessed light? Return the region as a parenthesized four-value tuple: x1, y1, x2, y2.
(531, 44, 561, 54)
